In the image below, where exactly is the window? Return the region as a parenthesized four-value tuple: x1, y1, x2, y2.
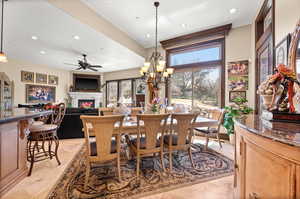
(169, 45, 221, 66)
(106, 78, 145, 106)
(168, 40, 224, 108)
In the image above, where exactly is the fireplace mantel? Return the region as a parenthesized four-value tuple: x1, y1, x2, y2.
(68, 92, 103, 108)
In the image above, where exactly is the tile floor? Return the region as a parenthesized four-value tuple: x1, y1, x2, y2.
(3, 137, 234, 199)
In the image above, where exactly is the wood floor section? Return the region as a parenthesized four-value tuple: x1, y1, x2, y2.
(2, 137, 234, 199)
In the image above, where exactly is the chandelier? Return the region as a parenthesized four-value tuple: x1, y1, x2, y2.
(140, 1, 174, 88)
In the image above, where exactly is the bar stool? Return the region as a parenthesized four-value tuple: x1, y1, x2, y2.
(27, 103, 66, 176)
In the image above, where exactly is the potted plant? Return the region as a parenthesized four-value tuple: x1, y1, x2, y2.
(223, 97, 253, 144)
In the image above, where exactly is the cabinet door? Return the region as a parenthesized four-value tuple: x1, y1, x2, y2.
(241, 138, 296, 199)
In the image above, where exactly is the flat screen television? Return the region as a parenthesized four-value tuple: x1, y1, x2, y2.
(73, 74, 100, 92)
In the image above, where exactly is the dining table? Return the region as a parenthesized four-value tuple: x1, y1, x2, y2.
(118, 116, 218, 134)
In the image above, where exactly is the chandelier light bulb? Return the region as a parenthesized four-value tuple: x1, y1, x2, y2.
(0, 52, 7, 63)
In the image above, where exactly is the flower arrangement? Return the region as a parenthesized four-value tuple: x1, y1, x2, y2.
(150, 97, 161, 113)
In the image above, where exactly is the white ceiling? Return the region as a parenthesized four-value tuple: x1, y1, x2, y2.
(4, 0, 145, 72)
(83, 0, 263, 48)
(4, 0, 263, 72)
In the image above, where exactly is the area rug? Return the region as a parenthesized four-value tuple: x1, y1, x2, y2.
(48, 144, 233, 199)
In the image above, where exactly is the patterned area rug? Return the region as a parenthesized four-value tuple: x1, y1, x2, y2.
(48, 144, 233, 199)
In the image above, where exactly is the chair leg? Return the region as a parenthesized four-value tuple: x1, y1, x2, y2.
(117, 156, 121, 182)
(28, 141, 38, 176)
(84, 162, 91, 190)
(217, 134, 222, 149)
(205, 134, 209, 150)
(188, 147, 196, 169)
(53, 135, 61, 165)
(136, 153, 140, 178)
(160, 151, 165, 172)
(169, 150, 172, 172)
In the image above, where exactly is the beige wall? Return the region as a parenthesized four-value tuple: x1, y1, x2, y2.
(275, 0, 300, 44)
(0, 59, 71, 106)
(226, 25, 254, 107)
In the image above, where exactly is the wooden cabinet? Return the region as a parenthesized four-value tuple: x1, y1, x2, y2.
(235, 125, 300, 199)
(0, 121, 27, 196)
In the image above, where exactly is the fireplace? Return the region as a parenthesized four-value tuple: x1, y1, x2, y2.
(78, 99, 95, 108)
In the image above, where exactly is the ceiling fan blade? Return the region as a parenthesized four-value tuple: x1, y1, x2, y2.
(88, 67, 98, 72)
(75, 67, 83, 70)
(64, 63, 79, 66)
(90, 65, 103, 68)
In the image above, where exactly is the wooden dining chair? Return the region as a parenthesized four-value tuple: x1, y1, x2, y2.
(130, 107, 143, 117)
(126, 114, 169, 177)
(99, 107, 114, 116)
(194, 109, 225, 149)
(80, 115, 124, 189)
(163, 113, 198, 171)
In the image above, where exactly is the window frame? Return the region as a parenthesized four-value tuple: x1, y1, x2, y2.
(166, 38, 225, 107)
(105, 77, 142, 106)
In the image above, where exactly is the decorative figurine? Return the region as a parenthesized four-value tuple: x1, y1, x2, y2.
(268, 64, 300, 113)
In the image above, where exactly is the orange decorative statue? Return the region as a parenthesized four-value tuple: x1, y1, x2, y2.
(269, 64, 300, 112)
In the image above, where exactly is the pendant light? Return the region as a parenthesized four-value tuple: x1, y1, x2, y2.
(0, 0, 7, 63)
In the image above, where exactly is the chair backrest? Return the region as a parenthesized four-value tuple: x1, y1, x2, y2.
(209, 108, 222, 120)
(52, 103, 66, 128)
(131, 107, 143, 116)
(99, 107, 114, 116)
(170, 113, 198, 146)
(81, 115, 124, 161)
(137, 114, 169, 150)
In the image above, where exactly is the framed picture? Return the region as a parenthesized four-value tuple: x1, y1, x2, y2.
(36, 73, 47, 84)
(21, 71, 34, 83)
(48, 75, 58, 85)
(228, 76, 248, 91)
(275, 34, 291, 66)
(26, 84, 56, 103)
(135, 79, 146, 94)
(228, 60, 249, 76)
(229, 91, 247, 102)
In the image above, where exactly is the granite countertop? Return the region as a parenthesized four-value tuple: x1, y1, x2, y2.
(0, 108, 53, 124)
(234, 115, 300, 147)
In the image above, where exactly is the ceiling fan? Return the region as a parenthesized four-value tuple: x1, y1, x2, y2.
(64, 54, 103, 71)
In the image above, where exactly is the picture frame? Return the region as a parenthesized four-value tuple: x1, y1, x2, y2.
(228, 60, 249, 76)
(48, 75, 59, 85)
(36, 73, 48, 84)
(21, 71, 34, 83)
(229, 91, 247, 102)
(275, 34, 291, 66)
(135, 78, 146, 94)
(26, 84, 56, 103)
(228, 76, 248, 91)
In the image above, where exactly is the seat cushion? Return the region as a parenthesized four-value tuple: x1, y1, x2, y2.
(163, 135, 189, 146)
(32, 121, 44, 126)
(90, 140, 117, 156)
(30, 124, 58, 132)
(194, 127, 218, 134)
(131, 137, 160, 149)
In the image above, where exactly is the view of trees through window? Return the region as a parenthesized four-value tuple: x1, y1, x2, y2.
(171, 67, 220, 109)
(169, 42, 223, 109)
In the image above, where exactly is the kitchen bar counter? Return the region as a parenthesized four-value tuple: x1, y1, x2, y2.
(0, 108, 52, 196)
(0, 108, 52, 124)
(234, 115, 300, 199)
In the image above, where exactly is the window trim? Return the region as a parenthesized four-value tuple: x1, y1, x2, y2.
(166, 38, 225, 107)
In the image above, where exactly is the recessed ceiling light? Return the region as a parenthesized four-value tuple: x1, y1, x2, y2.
(181, 24, 187, 28)
(40, 51, 46, 55)
(230, 8, 237, 14)
(31, 36, 38, 40)
(146, 34, 151, 38)
(73, 35, 80, 40)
